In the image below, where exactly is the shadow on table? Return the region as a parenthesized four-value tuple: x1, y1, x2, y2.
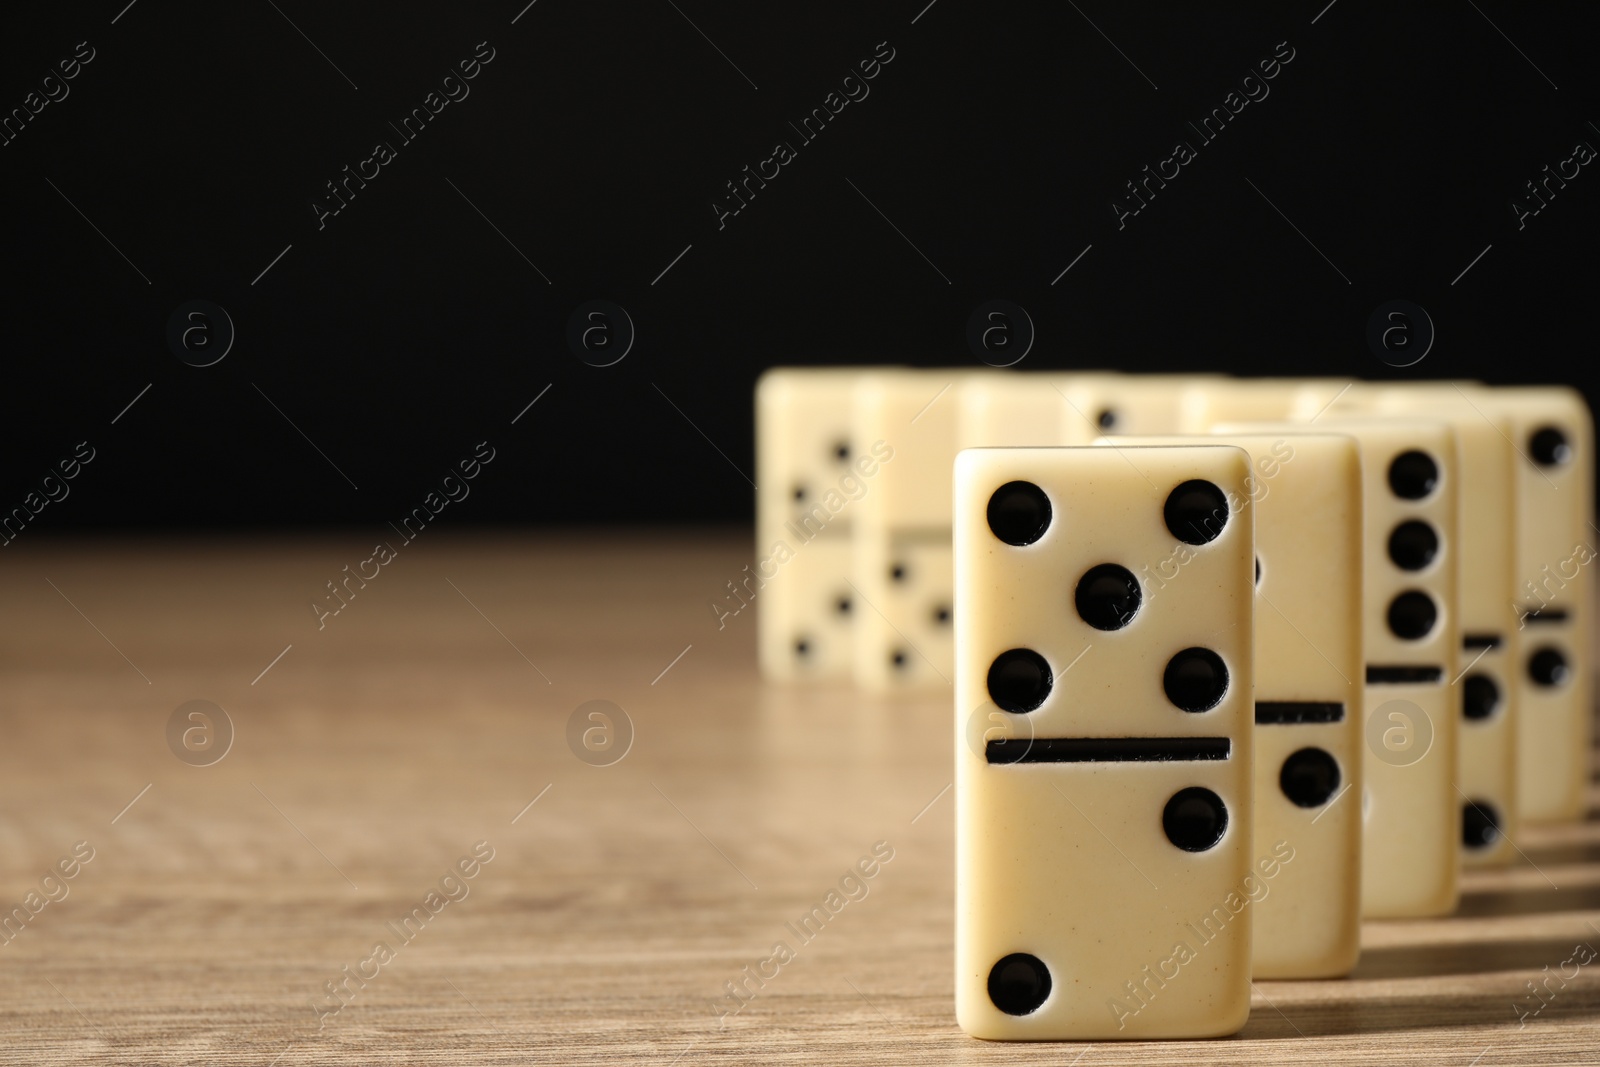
(1454, 882, 1600, 918)
(1518, 840, 1600, 866)
(1241, 987, 1600, 1038)
(1350, 937, 1593, 980)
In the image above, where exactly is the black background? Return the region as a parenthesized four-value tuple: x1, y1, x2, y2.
(2, 1, 1595, 531)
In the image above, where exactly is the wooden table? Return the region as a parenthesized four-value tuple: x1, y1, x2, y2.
(2, 533, 1596, 1064)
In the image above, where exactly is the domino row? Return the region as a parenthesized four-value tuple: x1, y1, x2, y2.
(754, 370, 1594, 1039)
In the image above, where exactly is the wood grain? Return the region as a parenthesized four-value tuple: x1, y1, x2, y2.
(0, 532, 1596, 1065)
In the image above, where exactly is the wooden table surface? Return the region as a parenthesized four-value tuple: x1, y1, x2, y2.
(2, 532, 1597, 1065)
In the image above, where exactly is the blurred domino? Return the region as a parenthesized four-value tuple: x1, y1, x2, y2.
(1178, 377, 1355, 431)
(959, 372, 1096, 447)
(1474, 386, 1594, 821)
(755, 368, 890, 680)
(959, 372, 1229, 450)
(1340, 385, 1520, 864)
(1072, 373, 1227, 438)
(852, 370, 970, 691)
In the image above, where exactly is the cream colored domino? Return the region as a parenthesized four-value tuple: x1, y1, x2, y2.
(958, 372, 1101, 447)
(1109, 432, 1362, 978)
(852, 370, 972, 691)
(1070, 374, 1226, 438)
(755, 368, 890, 681)
(955, 445, 1254, 1040)
(1474, 386, 1594, 822)
(1338, 386, 1519, 866)
(1222, 418, 1461, 917)
(1177, 378, 1355, 432)
(959, 373, 1230, 451)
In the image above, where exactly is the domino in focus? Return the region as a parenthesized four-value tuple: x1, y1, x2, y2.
(955, 445, 1254, 1039)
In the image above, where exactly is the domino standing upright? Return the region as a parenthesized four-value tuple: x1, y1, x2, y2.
(959, 372, 1234, 451)
(1067, 374, 1228, 439)
(1475, 386, 1594, 822)
(1224, 418, 1461, 917)
(1344, 386, 1520, 865)
(853, 370, 967, 691)
(1177, 378, 1355, 432)
(958, 372, 1095, 448)
(955, 445, 1254, 1039)
(1110, 431, 1363, 977)
(755, 368, 887, 681)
